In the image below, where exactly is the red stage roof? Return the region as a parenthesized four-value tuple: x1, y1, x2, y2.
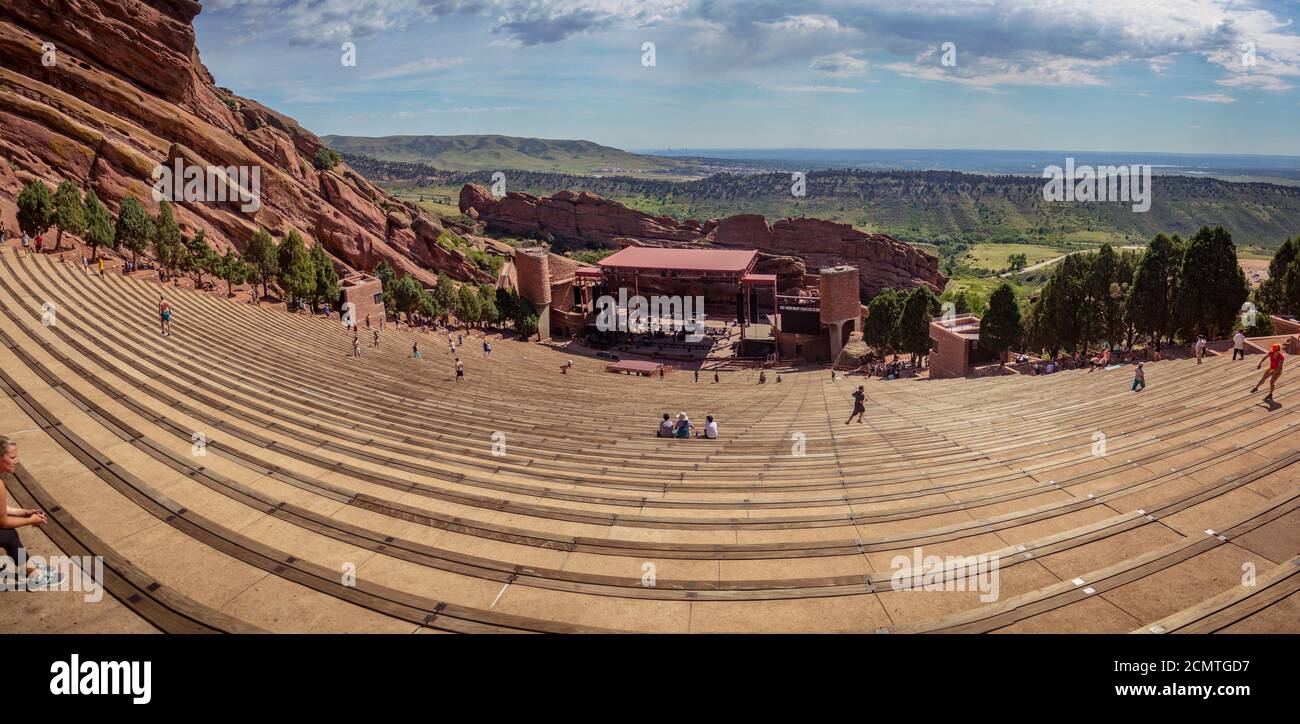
(598, 247, 758, 275)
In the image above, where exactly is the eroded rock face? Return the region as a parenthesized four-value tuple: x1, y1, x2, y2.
(0, 0, 489, 287)
(460, 184, 946, 297)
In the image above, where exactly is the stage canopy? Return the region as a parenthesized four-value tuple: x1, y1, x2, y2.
(597, 247, 758, 278)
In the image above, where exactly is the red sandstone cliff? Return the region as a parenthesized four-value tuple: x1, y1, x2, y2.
(0, 0, 490, 286)
(459, 183, 946, 297)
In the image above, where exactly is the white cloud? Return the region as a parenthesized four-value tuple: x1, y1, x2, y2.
(365, 57, 465, 80)
(811, 52, 867, 77)
(1180, 93, 1237, 103)
(760, 84, 863, 93)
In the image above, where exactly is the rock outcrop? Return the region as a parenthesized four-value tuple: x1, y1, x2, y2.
(459, 183, 945, 297)
(0, 0, 490, 287)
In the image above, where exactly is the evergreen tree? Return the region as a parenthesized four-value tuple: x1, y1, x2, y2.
(17, 180, 54, 239)
(897, 286, 937, 366)
(275, 230, 316, 306)
(1087, 244, 1123, 348)
(1125, 233, 1182, 347)
(979, 282, 1022, 365)
(215, 249, 249, 298)
(1284, 255, 1300, 318)
(243, 228, 278, 300)
(113, 196, 153, 267)
(183, 230, 218, 287)
(152, 200, 183, 281)
(862, 288, 903, 355)
(456, 283, 483, 327)
(81, 189, 115, 260)
(1256, 238, 1297, 315)
(392, 274, 425, 320)
(375, 260, 397, 313)
(309, 242, 341, 311)
(431, 272, 457, 318)
(1034, 252, 1091, 353)
(1175, 226, 1248, 339)
(477, 284, 499, 326)
(51, 180, 86, 252)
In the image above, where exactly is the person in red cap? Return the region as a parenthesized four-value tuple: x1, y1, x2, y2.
(1251, 343, 1285, 402)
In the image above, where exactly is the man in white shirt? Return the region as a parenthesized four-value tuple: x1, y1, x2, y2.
(1232, 331, 1247, 361)
(698, 415, 718, 439)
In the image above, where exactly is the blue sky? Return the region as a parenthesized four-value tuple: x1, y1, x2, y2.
(195, 0, 1300, 154)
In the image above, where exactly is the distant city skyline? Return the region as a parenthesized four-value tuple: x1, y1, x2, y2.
(196, 0, 1300, 155)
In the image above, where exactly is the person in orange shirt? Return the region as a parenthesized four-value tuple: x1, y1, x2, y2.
(1251, 343, 1285, 402)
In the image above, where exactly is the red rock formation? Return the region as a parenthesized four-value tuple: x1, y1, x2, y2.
(460, 184, 946, 297)
(0, 0, 489, 287)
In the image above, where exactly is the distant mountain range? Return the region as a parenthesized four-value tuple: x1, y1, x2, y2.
(322, 134, 693, 175)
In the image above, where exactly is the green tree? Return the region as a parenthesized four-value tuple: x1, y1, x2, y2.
(1007, 252, 1028, 272)
(275, 230, 316, 306)
(455, 283, 484, 327)
(1033, 252, 1092, 353)
(215, 248, 249, 298)
(477, 284, 499, 326)
(312, 147, 341, 171)
(113, 196, 153, 267)
(81, 189, 115, 259)
(980, 282, 1022, 365)
(391, 274, 425, 320)
(1284, 255, 1300, 318)
(183, 230, 218, 288)
(431, 272, 457, 321)
(309, 242, 340, 311)
(897, 286, 937, 366)
(1087, 244, 1123, 348)
(1125, 233, 1183, 348)
(375, 260, 398, 313)
(152, 200, 184, 282)
(862, 288, 903, 355)
(243, 228, 278, 300)
(1256, 237, 1297, 315)
(16, 180, 54, 239)
(1175, 226, 1248, 339)
(51, 180, 86, 252)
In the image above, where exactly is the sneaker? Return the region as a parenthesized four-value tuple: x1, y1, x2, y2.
(25, 567, 63, 590)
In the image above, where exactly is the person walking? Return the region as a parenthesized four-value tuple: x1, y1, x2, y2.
(97, 257, 105, 277)
(412, 341, 421, 359)
(21, 230, 30, 256)
(373, 329, 380, 348)
(846, 386, 866, 424)
(455, 358, 464, 382)
(1194, 334, 1207, 365)
(158, 295, 172, 336)
(713, 371, 719, 383)
(483, 340, 491, 358)
(1232, 330, 1247, 361)
(1251, 343, 1285, 402)
(694, 369, 699, 383)
(352, 334, 361, 357)
(1132, 363, 1146, 392)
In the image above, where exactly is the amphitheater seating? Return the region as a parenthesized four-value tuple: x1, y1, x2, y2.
(1, 248, 1296, 633)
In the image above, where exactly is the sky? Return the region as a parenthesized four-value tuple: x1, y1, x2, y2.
(194, 0, 1300, 155)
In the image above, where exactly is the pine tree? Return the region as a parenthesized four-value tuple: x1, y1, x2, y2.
(243, 228, 278, 300)
(898, 286, 937, 366)
(862, 288, 903, 355)
(456, 283, 483, 327)
(1256, 238, 1297, 315)
(215, 249, 249, 298)
(183, 230, 218, 288)
(51, 180, 86, 252)
(309, 242, 340, 311)
(276, 230, 316, 306)
(17, 180, 54, 239)
(979, 282, 1022, 365)
(81, 189, 115, 259)
(1176, 226, 1248, 339)
(113, 196, 153, 267)
(152, 200, 183, 281)
(1125, 233, 1182, 347)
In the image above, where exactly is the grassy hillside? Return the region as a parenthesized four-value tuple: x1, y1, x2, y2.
(349, 156, 1300, 250)
(323, 134, 692, 176)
